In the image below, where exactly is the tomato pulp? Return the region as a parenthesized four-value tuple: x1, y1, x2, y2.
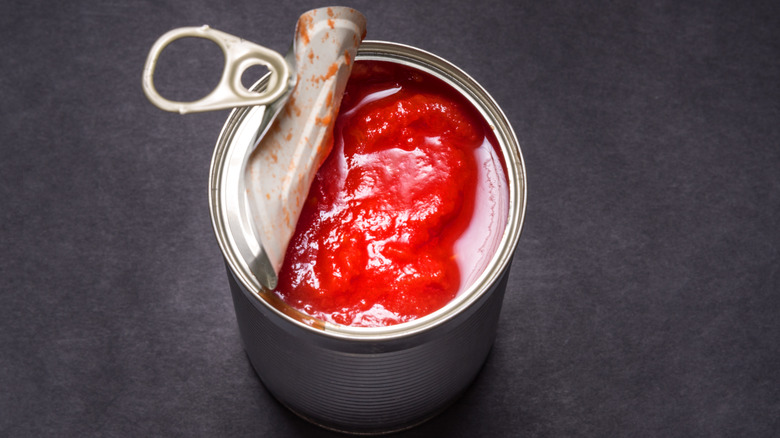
(274, 60, 508, 327)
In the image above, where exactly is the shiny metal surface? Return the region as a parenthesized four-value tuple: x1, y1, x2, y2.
(209, 41, 527, 434)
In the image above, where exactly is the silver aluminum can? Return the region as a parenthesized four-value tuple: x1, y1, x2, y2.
(209, 41, 527, 434)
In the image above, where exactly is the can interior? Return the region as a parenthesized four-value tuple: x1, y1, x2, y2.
(209, 41, 527, 340)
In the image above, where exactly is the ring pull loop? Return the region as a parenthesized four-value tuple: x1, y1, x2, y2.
(142, 25, 292, 114)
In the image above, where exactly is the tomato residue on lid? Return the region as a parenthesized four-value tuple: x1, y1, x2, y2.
(274, 60, 508, 327)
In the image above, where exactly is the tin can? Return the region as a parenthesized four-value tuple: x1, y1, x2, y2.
(209, 41, 527, 434)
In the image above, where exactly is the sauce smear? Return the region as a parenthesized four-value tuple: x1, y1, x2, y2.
(274, 60, 508, 327)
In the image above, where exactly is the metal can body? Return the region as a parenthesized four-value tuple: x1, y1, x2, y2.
(209, 41, 526, 434)
(227, 267, 509, 433)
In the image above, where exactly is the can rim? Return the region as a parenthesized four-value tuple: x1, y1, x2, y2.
(209, 40, 527, 341)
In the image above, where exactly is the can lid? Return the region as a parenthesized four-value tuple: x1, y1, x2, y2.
(142, 8, 367, 289)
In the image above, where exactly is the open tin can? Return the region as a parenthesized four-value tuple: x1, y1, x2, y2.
(209, 41, 527, 434)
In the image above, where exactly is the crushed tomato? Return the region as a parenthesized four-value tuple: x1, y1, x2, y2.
(274, 60, 506, 327)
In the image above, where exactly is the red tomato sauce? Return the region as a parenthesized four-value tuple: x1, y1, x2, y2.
(274, 60, 508, 327)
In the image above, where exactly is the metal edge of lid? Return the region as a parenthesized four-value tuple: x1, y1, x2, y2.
(209, 40, 527, 342)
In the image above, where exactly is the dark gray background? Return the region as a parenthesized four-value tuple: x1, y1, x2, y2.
(2, 0, 778, 436)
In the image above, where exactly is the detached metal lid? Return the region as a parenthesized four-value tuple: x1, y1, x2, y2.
(142, 7, 367, 290)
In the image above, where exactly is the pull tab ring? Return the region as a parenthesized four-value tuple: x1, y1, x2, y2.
(142, 25, 292, 114)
